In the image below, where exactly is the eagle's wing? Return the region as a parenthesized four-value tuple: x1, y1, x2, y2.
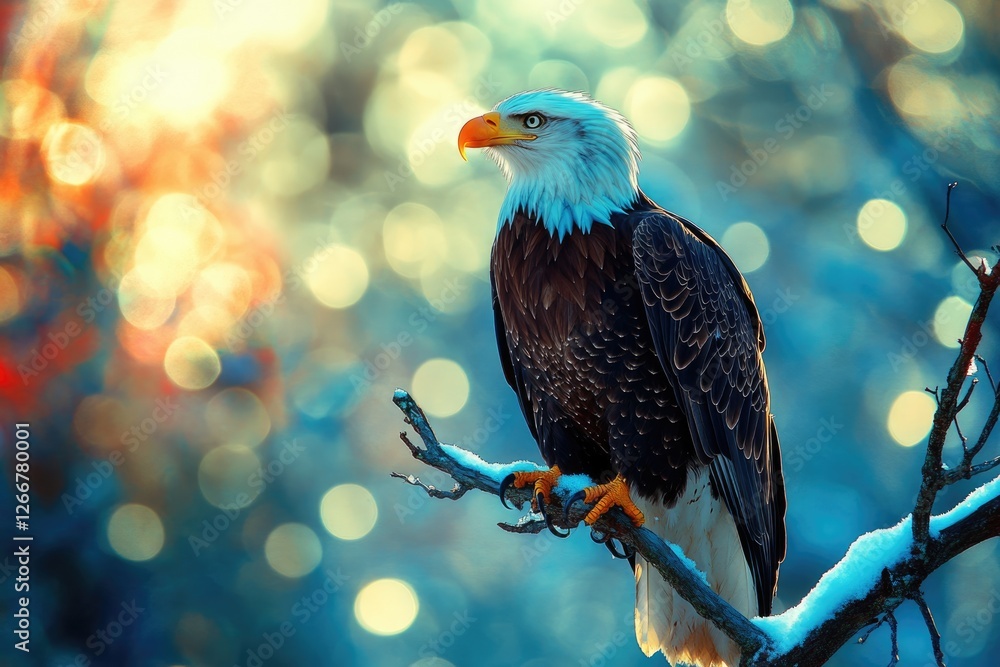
(491, 269, 538, 442)
(631, 209, 786, 616)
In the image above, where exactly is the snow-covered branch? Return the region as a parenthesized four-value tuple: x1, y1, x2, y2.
(390, 388, 1000, 666)
(390, 186, 1000, 666)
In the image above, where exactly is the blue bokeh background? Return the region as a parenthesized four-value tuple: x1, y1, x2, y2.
(1, 0, 999, 666)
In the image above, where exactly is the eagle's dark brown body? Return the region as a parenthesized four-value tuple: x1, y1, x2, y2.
(491, 208, 695, 502)
(490, 196, 786, 621)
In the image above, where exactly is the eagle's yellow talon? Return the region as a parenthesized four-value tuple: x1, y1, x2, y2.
(579, 474, 644, 527)
(509, 465, 562, 507)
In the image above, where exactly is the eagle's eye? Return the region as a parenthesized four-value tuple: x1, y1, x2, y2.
(523, 113, 545, 130)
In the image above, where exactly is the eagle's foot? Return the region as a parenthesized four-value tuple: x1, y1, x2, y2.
(565, 474, 645, 527)
(499, 466, 569, 538)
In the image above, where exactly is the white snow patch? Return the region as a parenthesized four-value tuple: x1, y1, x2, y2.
(440, 443, 539, 483)
(755, 474, 1000, 653)
(667, 541, 710, 586)
(930, 473, 1000, 536)
(554, 473, 594, 496)
(754, 516, 913, 653)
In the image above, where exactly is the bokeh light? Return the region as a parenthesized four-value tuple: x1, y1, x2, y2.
(887, 390, 936, 448)
(726, 0, 795, 46)
(198, 444, 263, 509)
(164, 336, 222, 390)
(625, 77, 691, 144)
(857, 199, 907, 251)
(107, 504, 165, 562)
(42, 121, 106, 185)
(4, 1, 999, 664)
(118, 269, 176, 330)
(895, 0, 964, 54)
(0, 266, 20, 322)
(304, 245, 370, 309)
(412, 358, 470, 418)
(933, 296, 972, 348)
(264, 523, 323, 578)
(354, 579, 419, 636)
(205, 388, 271, 448)
(320, 484, 378, 541)
(721, 222, 770, 273)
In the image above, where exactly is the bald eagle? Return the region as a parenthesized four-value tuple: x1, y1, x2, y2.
(459, 89, 786, 667)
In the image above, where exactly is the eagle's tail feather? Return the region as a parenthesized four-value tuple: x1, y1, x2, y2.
(632, 472, 756, 667)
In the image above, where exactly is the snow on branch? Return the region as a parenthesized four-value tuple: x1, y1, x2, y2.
(390, 185, 1000, 667)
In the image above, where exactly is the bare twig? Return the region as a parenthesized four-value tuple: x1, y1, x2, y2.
(389, 471, 470, 500)
(913, 186, 1000, 548)
(913, 589, 945, 667)
(977, 354, 995, 393)
(940, 182, 977, 275)
(885, 611, 899, 667)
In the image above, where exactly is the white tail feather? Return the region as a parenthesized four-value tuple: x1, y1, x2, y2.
(633, 468, 756, 667)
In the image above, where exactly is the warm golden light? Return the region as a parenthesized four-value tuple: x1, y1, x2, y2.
(304, 245, 370, 309)
(118, 269, 176, 330)
(107, 504, 165, 562)
(42, 122, 106, 186)
(198, 444, 263, 509)
(722, 222, 770, 273)
(0, 266, 21, 323)
(887, 390, 936, 448)
(726, 0, 794, 46)
(264, 523, 323, 578)
(0, 80, 66, 140)
(933, 296, 972, 349)
(895, 0, 964, 54)
(320, 484, 378, 540)
(857, 199, 907, 252)
(412, 358, 470, 418)
(164, 336, 222, 390)
(626, 77, 691, 143)
(354, 579, 419, 636)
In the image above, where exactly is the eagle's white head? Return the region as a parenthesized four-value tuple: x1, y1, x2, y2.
(458, 89, 641, 239)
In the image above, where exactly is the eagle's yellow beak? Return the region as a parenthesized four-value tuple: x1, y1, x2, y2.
(458, 111, 536, 161)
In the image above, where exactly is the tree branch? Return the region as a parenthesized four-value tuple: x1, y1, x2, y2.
(391, 388, 1000, 666)
(390, 185, 1000, 666)
(390, 388, 768, 654)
